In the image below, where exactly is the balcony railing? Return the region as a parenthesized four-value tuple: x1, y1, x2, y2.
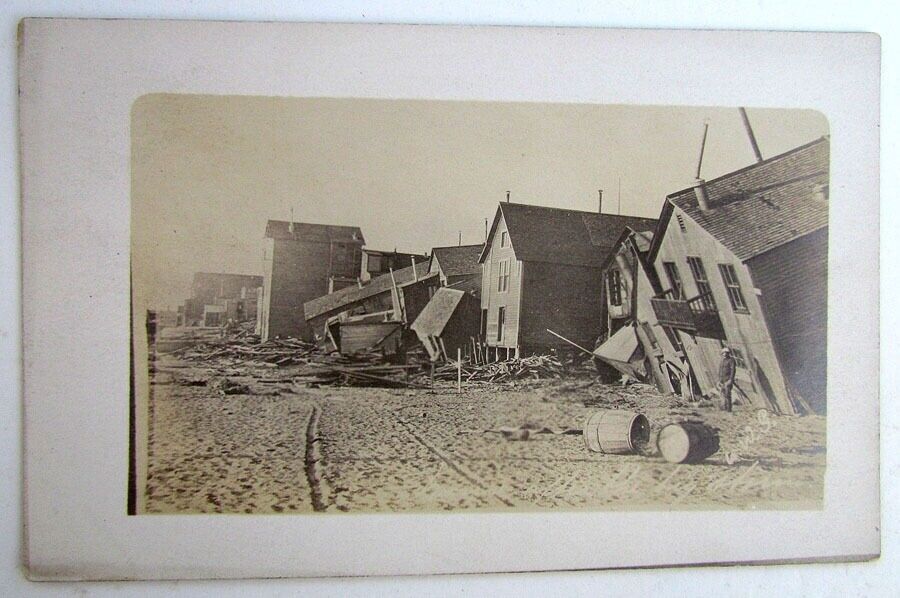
(651, 290, 725, 339)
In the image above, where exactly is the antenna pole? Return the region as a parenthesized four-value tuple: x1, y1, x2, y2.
(738, 107, 764, 163)
(695, 120, 710, 179)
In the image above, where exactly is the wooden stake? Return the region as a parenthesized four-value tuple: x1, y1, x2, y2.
(457, 347, 462, 393)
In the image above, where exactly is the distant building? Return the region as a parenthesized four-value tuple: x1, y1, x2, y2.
(361, 249, 429, 283)
(259, 220, 365, 341)
(646, 136, 829, 414)
(428, 244, 484, 287)
(479, 202, 657, 358)
(181, 272, 263, 327)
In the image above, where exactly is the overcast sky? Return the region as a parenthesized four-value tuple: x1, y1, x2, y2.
(131, 95, 828, 310)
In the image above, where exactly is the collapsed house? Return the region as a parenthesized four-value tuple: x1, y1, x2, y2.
(479, 201, 657, 359)
(179, 272, 264, 327)
(639, 136, 829, 414)
(592, 227, 688, 395)
(258, 220, 365, 341)
(411, 287, 482, 362)
(361, 248, 430, 282)
(302, 260, 438, 354)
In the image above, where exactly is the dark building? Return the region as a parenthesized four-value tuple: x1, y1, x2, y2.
(428, 244, 484, 287)
(181, 272, 263, 327)
(259, 220, 365, 341)
(479, 201, 657, 358)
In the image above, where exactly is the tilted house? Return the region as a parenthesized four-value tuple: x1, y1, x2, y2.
(646, 136, 829, 414)
(428, 244, 484, 286)
(411, 286, 482, 362)
(479, 202, 657, 358)
(259, 220, 365, 341)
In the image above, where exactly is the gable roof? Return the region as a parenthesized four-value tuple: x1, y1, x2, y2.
(410, 288, 467, 336)
(303, 260, 431, 320)
(600, 227, 656, 271)
(654, 136, 829, 262)
(430, 244, 484, 277)
(479, 202, 657, 268)
(265, 219, 365, 243)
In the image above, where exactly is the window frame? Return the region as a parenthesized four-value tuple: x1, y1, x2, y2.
(608, 268, 623, 307)
(497, 306, 506, 342)
(718, 263, 750, 314)
(500, 230, 508, 248)
(662, 261, 684, 300)
(686, 256, 716, 310)
(497, 258, 510, 293)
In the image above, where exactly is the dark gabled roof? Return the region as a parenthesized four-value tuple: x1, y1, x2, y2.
(665, 136, 829, 262)
(479, 202, 657, 268)
(410, 288, 466, 336)
(430, 244, 484, 277)
(303, 260, 430, 320)
(265, 219, 365, 243)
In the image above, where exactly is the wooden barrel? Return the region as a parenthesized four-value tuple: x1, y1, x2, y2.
(583, 410, 650, 454)
(657, 422, 720, 464)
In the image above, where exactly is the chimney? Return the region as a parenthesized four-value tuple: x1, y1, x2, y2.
(598, 189, 603, 214)
(693, 179, 711, 211)
(288, 207, 294, 234)
(411, 256, 418, 281)
(506, 190, 510, 203)
(484, 218, 488, 242)
(739, 107, 764, 163)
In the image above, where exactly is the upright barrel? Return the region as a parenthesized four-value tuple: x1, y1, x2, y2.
(657, 422, 719, 464)
(583, 410, 650, 454)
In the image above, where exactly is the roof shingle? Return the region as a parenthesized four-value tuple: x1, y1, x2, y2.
(431, 244, 484, 277)
(669, 136, 829, 261)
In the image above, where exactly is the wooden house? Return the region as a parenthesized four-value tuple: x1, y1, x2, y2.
(478, 202, 657, 358)
(182, 272, 263, 327)
(646, 136, 829, 414)
(428, 244, 484, 287)
(259, 220, 365, 341)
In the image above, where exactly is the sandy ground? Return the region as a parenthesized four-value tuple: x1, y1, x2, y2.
(144, 353, 825, 514)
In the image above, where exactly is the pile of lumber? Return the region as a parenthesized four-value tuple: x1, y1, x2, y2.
(292, 351, 425, 388)
(427, 354, 567, 383)
(169, 335, 316, 367)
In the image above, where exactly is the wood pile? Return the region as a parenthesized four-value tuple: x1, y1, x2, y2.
(292, 351, 426, 389)
(426, 354, 567, 383)
(169, 334, 317, 367)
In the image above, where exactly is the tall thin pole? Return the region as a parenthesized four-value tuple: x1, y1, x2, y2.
(458, 231, 462, 246)
(696, 120, 710, 179)
(484, 218, 488, 242)
(738, 108, 764, 163)
(617, 178, 622, 214)
(457, 347, 462, 393)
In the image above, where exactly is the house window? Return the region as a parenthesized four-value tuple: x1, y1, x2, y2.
(686, 256, 716, 310)
(498, 259, 510, 292)
(497, 306, 506, 342)
(367, 254, 382, 272)
(718, 263, 749, 313)
(608, 269, 623, 306)
(500, 231, 508, 248)
(663, 262, 684, 300)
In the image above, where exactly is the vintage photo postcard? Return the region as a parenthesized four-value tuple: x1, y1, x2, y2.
(20, 19, 880, 580)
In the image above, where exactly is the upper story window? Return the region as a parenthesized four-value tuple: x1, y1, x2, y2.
(676, 213, 687, 233)
(718, 263, 750, 313)
(498, 259, 510, 292)
(662, 262, 684, 300)
(608, 269, 623, 306)
(686, 256, 716, 310)
(500, 231, 508, 248)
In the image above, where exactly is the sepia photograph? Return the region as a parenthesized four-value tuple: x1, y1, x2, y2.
(130, 95, 830, 515)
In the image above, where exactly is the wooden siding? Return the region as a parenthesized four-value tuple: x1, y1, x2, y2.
(481, 213, 523, 348)
(748, 228, 828, 413)
(518, 261, 604, 351)
(653, 204, 795, 413)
